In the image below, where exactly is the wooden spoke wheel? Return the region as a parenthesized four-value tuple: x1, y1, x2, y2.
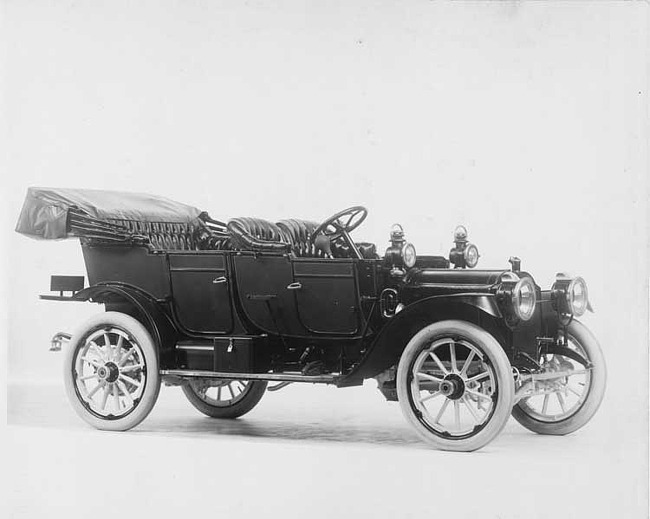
(182, 379, 267, 419)
(64, 312, 161, 431)
(512, 320, 606, 435)
(397, 320, 514, 451)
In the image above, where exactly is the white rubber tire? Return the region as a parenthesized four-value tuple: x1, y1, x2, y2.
(63, 312, 161, 431)
(396, 320, 515, 452)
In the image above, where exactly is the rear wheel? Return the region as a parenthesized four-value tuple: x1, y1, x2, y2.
(512, 320, 606, 435)
(182, 379, 267, 418)
(63, 312, 161, 431)
(396, 320, 515, 452)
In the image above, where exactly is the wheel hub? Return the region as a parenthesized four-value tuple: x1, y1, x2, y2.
(440, 374, 465, 400)
(97, 362, 120, 383)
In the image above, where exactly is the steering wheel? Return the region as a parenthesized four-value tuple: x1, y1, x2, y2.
(312, 206, 368, 259)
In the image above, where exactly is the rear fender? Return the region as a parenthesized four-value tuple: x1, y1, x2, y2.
(342, 294, 509, 384)
(73, 283, 178, 367)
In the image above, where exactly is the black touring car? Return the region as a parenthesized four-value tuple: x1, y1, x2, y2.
(15, 187, 606, 451)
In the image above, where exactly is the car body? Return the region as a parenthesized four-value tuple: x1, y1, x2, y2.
(15, 187, 606, 451)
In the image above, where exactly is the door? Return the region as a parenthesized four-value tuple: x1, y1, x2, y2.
(292, 259, 361, 335)
(233, 253, 307, 337)
(169, 252, 233, 334)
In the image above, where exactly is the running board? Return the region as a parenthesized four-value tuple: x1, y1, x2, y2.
(160, 369, 339, 385)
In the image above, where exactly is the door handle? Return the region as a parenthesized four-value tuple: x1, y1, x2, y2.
(286, 282, 302, 290)
(212, 276, 227, 284)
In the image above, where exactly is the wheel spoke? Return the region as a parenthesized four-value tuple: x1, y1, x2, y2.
(119, 373, 141, 388)
(541, 393, 550, 415)
(454, 400, 461, 430)
(89, 342, 106, 361)
(86, 380, 106, 399)
(449, 343, 458, 373)
(556, 392, 567, 413)
(80, 356, 103, 369)
(433, 398, 450, 425)
(466, 389, 492, 402)
(564, 369, 589, 377)
(118, 348, 136, 367)
(420, 391, 442, 403)
(117, 380, 134, 407)
(227, 383, 235, 400)
(119, 364, 144, 373)
(113, 384, 121, 412)
(466, 372, 489, 384)
(428, 352, 449, 375)
(103, 333, 112, 360)
(460, 350, 476, 377)
(416, 372, 444, 383)
(100, 384, 110, 410)
(567, 385, 583, 398)
(462, 396, 481, 423)
(114, 335, 124, 363)
(79, 373, 99, 381)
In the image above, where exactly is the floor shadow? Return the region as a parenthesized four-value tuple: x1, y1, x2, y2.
(7, 383, 427, 449)
(137, 414, 426, 448)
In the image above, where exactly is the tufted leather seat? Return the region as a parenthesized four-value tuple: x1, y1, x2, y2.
(277, 219, 322, 257)
(227, 216, 378, 258)
(227, 217, 323, 257)
(227, 217, 291, 253)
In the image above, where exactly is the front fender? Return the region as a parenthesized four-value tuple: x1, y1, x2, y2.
(340, 294, 509, 385)
(72, 283, 178, 367)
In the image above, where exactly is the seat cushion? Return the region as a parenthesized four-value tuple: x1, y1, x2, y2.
(331, 241, 379, 259)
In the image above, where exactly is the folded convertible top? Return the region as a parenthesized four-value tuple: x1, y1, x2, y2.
(16, 187, 205, 240)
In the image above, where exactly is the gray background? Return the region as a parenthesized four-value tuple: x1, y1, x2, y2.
(1, 1, 648, 518)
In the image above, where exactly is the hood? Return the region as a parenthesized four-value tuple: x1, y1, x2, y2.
(405, 268, 508, 289)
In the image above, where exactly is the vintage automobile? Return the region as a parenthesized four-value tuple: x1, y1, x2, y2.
(15, 187, 606, 451)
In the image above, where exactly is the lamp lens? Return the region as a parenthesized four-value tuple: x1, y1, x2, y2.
(569, 277, 588, 316)
(514, 278, 537, 321)
(464, 244, 479, 268)
(402, 243, 417, 268)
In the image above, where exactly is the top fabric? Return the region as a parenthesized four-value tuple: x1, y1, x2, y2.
(15, 187, 203, 240)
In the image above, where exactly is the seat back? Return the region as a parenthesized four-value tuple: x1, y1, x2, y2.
(227, 217, 325, 257)
(227, 216, 378, 258)
(277, 219, 322, 257)
(227, 217, 292, 253)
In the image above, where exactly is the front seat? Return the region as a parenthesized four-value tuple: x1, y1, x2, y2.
(227, 216, 378, 258)
(276, 219, 322, 257)
(227, 217, 322, 256)
(227, 217, 292, 253)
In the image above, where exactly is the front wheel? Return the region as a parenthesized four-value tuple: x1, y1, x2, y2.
(512, 320, 606, 435)
(63, 312, 161, 431)
(396, 320, 515, 452)
(182, 379, 267, 419)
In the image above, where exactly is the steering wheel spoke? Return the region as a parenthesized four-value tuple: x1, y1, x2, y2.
(312, 206, 368, 259)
